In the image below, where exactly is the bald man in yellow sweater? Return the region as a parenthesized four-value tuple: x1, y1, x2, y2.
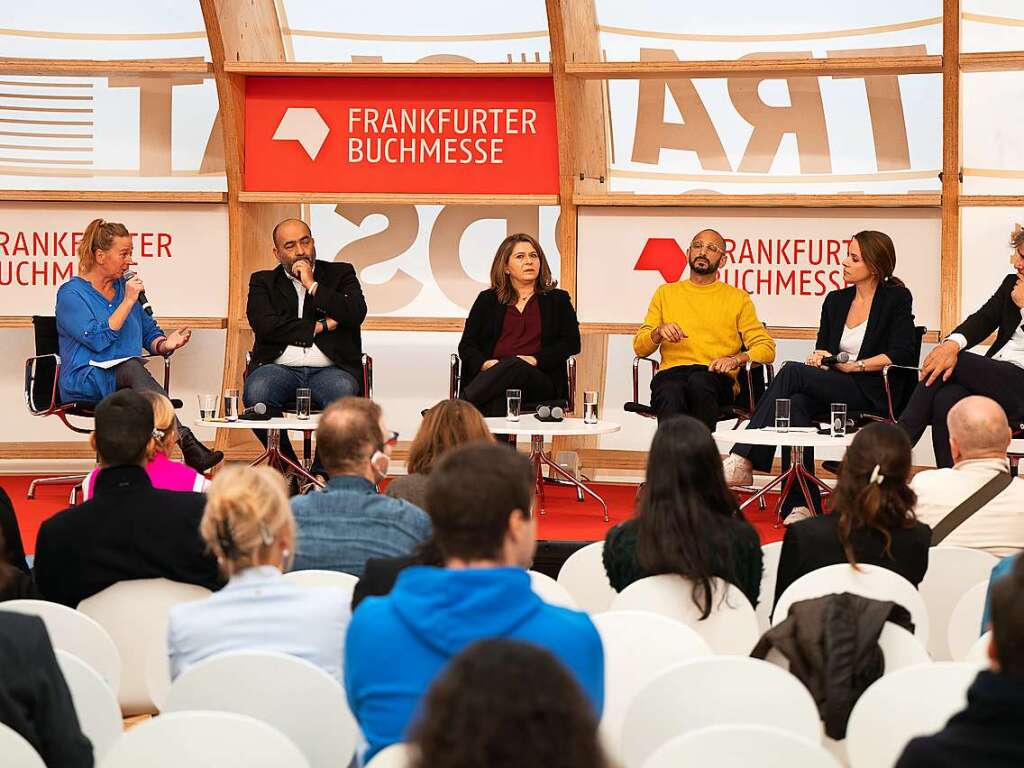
(634, 229, 776, 429)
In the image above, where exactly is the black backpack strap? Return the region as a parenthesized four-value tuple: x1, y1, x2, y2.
(930, 472, 1013, 545)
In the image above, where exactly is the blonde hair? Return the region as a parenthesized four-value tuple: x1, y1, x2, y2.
(78, 218, 130, 273)
(200, 465, 295, 577)
(139, 390, 176, 456)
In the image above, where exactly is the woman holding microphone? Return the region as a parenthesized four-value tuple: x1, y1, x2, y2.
(55, 218, 222, 472)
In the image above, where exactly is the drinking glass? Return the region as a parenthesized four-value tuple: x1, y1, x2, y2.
(197, 394, 219, 421)
(583, 390, 599, 424)
(296, 388, 312, 420)
(223, 388, 240, 422)
(831, 402, 848, 438)
(775, 399, 791, 432)
(506, 388, 522, 422)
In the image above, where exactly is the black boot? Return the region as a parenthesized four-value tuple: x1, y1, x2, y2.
(180, 430, 224, 473)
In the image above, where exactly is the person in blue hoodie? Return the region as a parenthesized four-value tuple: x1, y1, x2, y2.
(344, 441, 604, 763)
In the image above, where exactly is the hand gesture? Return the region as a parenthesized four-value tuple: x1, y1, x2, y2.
(481, 359, 499, 371)
(708, 356, 739, 373)
(653, 323, 686, 344)
(805, 350, 830, 368)
(919, 339, 959, 385)
(1012, 278, 1024, 309)
(517, 355, 538, 367)
(291, 259, 315, 288)
(163, 327, 192, 352)
(125, 274, 145, 303)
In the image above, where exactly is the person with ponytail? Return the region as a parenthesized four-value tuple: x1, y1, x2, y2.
(773, 423, 931, 606)
(167, 465, 350, 684)
(55, 218, 221, 472)
(724, 231, 919, 524)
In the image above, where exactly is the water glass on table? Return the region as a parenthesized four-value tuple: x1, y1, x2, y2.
(831, 402, 848, 438)
(775, 398, 791, 432)
(197, 394, 219, 421)
(223, 388, 240, 422)
(506, 388, 522, 422)
(296, 388, 312, 420)
(583, 390, 599, 424)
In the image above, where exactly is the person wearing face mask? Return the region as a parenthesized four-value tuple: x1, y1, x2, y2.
(245, 218, 368, 472)
(289, 398, 431, 577)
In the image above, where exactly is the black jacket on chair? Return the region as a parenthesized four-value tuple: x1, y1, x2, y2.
(458, 288, 581, 400)
(247, 261, 367, 389)
(952, 274, 1021, 356)
(33, 466, 223, 607)
(816, 283, 918, 410)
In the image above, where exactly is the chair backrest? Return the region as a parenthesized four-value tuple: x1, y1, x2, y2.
(643, 724, 842, 768)
(620, 657, 822, 768)
(55, 650, 123, 762)
(919, 546, 999, 660)
(77, 578, 211, 716)
(773, 563, 929, 645)
(966, 631, 993, 666)
(282, 569, 359, 603)
(609, 574, 758, 655)
(0, 600, 121, 693)
(0, 722, 46, 768)
(556, 541, 617, 614)
(27, 316, 59, 411)
(365, 743, 415, 768)
(593, 611, 712, 761)
(100, 711, 310, 768)
(528, 569, 579, 609)
(947, 580, 990, 661)
(889, 325, 928, 417)
(764, 621, 930, 677)
(756, 541, 784, 633)
(162, 650, 357, 768)
(845, 662, 978, 768)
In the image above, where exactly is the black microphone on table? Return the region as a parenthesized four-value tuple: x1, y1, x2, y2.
(122, 270, 154, 316)
(535, 405, 564, 423)
(239, 402, 270, 421)
(820, 351, 852, 368)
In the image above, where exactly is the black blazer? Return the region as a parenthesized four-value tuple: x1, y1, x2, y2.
(247, 261, 368, 388)
(458, 288, 582, 400)
(33, 466, 223, 607)
(816, 284, 919, 410)
(953, 274, 1021, 357)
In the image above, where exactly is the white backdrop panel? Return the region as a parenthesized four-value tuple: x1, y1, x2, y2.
(961, 208, 1022, 318)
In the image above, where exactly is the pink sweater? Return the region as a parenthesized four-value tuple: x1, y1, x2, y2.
(82, 453, 210, 500)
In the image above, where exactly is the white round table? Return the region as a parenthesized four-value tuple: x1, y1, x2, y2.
(484, 417, 621, 522)
(196, 416, 322, 486)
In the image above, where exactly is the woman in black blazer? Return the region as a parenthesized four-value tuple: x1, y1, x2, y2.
(724, 231, 919, 520)
(458, 233, 581, 416)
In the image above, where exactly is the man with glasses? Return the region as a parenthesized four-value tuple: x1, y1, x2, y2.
(634, 228, 776, 428)
(899, 225, 1024, 467)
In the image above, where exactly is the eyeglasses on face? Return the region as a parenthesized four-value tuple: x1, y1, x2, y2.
(689, 240, 724, 256)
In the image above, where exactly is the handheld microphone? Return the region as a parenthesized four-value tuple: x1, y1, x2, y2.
(240, 403, 267, 417)
(820, 351, 852, 368)
(123, 270, 154, 316)
(535, 405, 565, 423)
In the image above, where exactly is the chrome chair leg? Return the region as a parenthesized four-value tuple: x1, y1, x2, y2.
(27, 474, 87, 500)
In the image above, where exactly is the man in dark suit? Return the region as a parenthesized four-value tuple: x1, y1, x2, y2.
(900, 233, 1024, 467)
(244, 218, 367, 467)
(33, 390, 222, 607)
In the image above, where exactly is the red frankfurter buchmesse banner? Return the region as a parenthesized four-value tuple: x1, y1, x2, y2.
(244, 77, 560, 194)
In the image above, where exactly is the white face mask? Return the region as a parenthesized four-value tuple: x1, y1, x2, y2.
(370, 449, 390, 480)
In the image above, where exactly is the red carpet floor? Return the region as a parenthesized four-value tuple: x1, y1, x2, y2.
(0, 474, 786, 556)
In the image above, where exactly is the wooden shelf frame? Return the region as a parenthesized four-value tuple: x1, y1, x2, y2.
(0, 58, 213, 75)
(565, 55, 943, 80)
(0, 190, 227, 203)
(960, 51, 1024, 72)
(0, 316, 227, 330)
(223, 62, 551, 77)
(573, 193, 942, 208)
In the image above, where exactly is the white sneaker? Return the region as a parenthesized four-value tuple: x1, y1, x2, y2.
(722, 454, 754, 487)
(782, 507, 814, 526)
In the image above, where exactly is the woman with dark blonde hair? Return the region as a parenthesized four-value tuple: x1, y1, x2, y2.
(458, 233, 581, 416)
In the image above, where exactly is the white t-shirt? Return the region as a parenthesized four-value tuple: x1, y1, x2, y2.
(839, 322, 867, 360)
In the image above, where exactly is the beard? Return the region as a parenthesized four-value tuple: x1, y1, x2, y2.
(287, 245, 317, 274)
(689, 255, 721, 275)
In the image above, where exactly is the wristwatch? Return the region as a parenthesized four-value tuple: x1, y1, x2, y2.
(857, 360, 866, 373)
(319, 318, 328, 335)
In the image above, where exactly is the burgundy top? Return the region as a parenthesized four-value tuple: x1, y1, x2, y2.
(492, 296, 542, 359)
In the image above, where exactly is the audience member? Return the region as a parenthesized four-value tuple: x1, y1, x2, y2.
(291, 398, 431, 576)
(912, 396, 1024, 556)
(409, 638, 609, 768)
(982, 554, 1018, 632)
(603, 415, 762, 609)
(0, 528, 39, 601)
(0, 612, 92, 767)
(897, 554, 1024, 767)
(344, 442, 603, 763)
(774, 422, 931, 606)
(168, 465, 349, 683)
(386, 399, 492, 510)
(82, 390, 211, 501)
(33, 390, 222, 607)
(0, 486, 29, 574)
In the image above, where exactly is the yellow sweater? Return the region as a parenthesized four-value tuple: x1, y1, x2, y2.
(633, 280, 776, 388)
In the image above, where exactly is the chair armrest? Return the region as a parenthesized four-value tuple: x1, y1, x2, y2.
(631, 356, 660, 408)
(24, 353, 61, 415)
(742, 359, 774, 414)
(362, 354, 373, 399)
(566, 356, 577, 413)
(881, 364, 920, 422)
(450, 353, 461, 400)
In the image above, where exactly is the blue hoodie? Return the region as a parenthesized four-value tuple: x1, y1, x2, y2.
(344, 565, 605, 762)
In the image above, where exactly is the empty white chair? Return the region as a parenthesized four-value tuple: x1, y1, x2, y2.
(0, 600, 120, 692)
(947, 580, 990, 661)
(55, 650, 122, 762)
(966, 631, 993, 667)
(846, 662, 978, 768)
(609, 575, 758, 655)
(283, 569, 359, 595)
(529, 570, 579, 609)
(162, 650, 357, 768)
(643, 724, 842, 768)
(620, 657, 822, 768)
(77, 578, 211, 715)
(557, 541, 617, 614)
(100, 711, 310, 768)
(593, 611, 712, 759)
(919, 547, 998, 660)
(773, 564, 929, 645)
(0, 722, 45, 768)
(365, 742, 415, 768)
(756, 541, 784, 633)
(764, 622, 930, 676)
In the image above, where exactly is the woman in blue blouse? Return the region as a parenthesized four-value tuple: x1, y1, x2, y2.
(55, 218, 222, 472)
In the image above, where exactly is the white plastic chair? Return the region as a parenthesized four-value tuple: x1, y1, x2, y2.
(756, 541, 783, 633)
(773, 564, 929, 645)
(365, 743, 415, 768)
(77, 578, 211, 715)
(0, 722, 45, 768)
(557, 542, 617, 614)
(764, 622, 930, 676)
(919, 546, 998, 660)
(620, 657, 822, 768)
(609, 575, 758, 655)
(966, 631, 993, 667)
(593, 611, 712, 760)
(947, 580, 990, 661)
(162, 650, 357, 768)
(99, 711, 310, 768)
(55, 650, 122, 762)
(846, 662, 978, 768)
(529, 570, 579, 609)
(0, 600, 121, 692)
(642, 724, 842, 768)
(283, 569, 359, 595)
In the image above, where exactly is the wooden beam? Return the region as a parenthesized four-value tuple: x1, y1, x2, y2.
(238, 191, 559, 206)
(223, 62, 551, 77)
(0, 58, 213, 75)
(960, 195, 1024, 207)
(960, 51, 1024, 72)
(940, 0, 961, 338)
(573, 193, 942, 208)
(0, 190, 226, 203)
(565, 55, 943, 80)
(0, 316, 227, 329)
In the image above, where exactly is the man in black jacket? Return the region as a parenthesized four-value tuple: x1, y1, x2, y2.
(899, 235, 1024, 467)
(33, 390, 222, 607)
(244, 218, 367, 466)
